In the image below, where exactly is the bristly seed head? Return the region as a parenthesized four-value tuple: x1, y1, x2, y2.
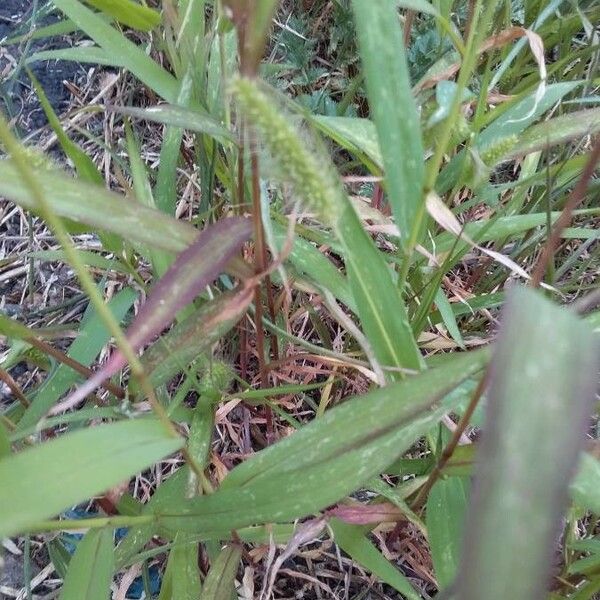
(230, 77, 344, 226)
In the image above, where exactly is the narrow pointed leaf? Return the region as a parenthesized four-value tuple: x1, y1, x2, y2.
(0, 160, 197, 253)
(330, 520, 421, 600)
(0, 419, 183, 538)
(426, 476, 469, 589)
(62, 218, 252, 406)
(82, 0, 160, 31)
(18, 288, 136, 431)
(158, 349, 488, 535)
(198, 545, 242, 600)
(159, 534, 201, 600)
(109, 104, 234, 142)
(454, 287, 599, 600)
(352, 0, 424, 246)
(59, 528, 114, 600)
(135, 287, 254, 391)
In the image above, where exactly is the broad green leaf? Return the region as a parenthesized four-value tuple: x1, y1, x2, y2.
(82, 0, 160, 31)
(110, 104, 234, 143)
(330, 520, 421, 600)
(158, 349, 488, 536)
(352, 0, 425, 247)
(59, 528, 114, 600)
(18, 287, 136, 431)
(431, 209, 600, 256)
(52, 0, 179, 101)
(426, 476, 469, 589)
(272, 224, 356, 312)
(198, 545, 242, 600)
(454, 287, 599, 600)
(437, 81, 582, 194)
(0, 420, 183, 538)
(0, 160, 197, 253)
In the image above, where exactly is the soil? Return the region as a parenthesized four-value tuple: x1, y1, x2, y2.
(0, 0, 85, 134)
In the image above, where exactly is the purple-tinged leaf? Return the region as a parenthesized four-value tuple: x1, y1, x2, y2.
(53, 218, 252, 412)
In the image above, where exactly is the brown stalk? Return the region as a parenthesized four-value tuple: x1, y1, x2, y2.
(23, 335, 125, 399)
(530, 137, 600, 288)
(412, 370, 488, 511)
(237, 120, 249, 381)
(403, 10, 415, 47)
(0, 367, 30, 408)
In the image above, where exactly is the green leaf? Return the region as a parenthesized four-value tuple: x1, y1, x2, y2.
(52, 0, 178, 101)
(198, 545, 242, 600)
(82, 0, 160, 31)
(352, 0, 425, 247)
(0, 160, 197, 253)
(0, 420, 183, 538)
(59, 528, 114, 600)
(330, 520, 421, 599)
(158, 349, 488, 536)
(135, 288, 253, 391)
(426, 476, 469, 589)
(0, 421, 10, 458)
(28, 46, 125, 67)
(454, 287, 599, 600)
(505, 108, 600, 160)
(570, 453, 600, 514)
(61, 219, 252, 409)
(28, 71, 103, 185)
(312, 116, 382, 170)
(18, 287, 136, 431)
(158, 534, 201, 600)
(110, 104, 234, 143)
(437, 81, 582, 195)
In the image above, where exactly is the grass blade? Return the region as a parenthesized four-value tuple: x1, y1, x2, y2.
(59, 528, 114, 600)
(59, 218, 252, 408)
(331, 520, 422, 599)
(159, 349, 488, 535)
(109, 104, 234, 143)
(351, 0, 425, 248)
(454, 287, 599, 600)
(426, 476, 469, 589)
(82, 0, 160, 32)
(17, 287, 136, 431)
(0, 420, 183, 538)
(198, 545, 242, 600)
(0, 160, 197, 253)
